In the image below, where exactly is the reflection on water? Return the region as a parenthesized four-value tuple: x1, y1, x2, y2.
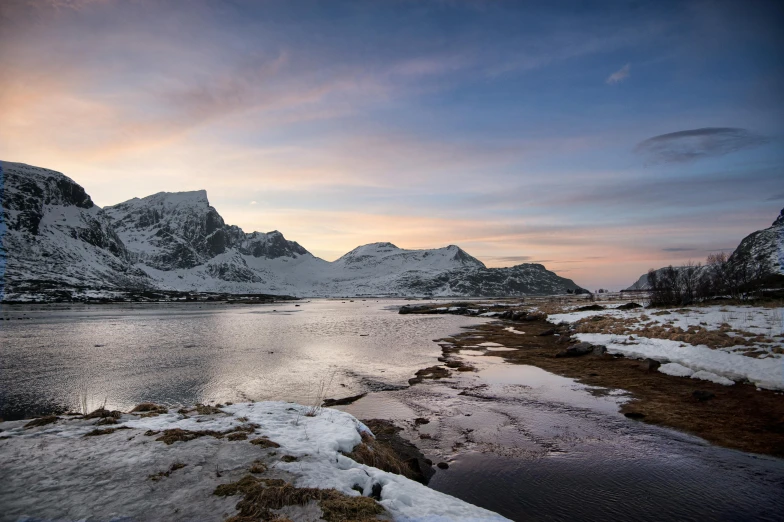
(0, 300, 484, 419)
(340, 352, 784, 522)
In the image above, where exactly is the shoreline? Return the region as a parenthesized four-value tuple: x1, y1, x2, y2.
(397, 303, 784, 457)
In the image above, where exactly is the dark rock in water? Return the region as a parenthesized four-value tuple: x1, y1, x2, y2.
(642, 358, 661, 372)
(437, 462, 450, 469)
(577, 304, 604, 311)
(624, 412, 646, 419)
(538, 328, 556, 336)
(616, 302, 643, 310)
(414, 417, 430, 425)
(322, 393, 367, 407)
(399, 305, 434, 315)
(555, 342, 594, 358)
(693, 390, 716, 401)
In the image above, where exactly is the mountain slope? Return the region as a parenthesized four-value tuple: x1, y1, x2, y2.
(727, 208, 784, 277)
(2, 160, 586, 300)
(0, 162, 150, 301)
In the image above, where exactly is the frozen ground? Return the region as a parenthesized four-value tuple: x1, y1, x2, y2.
(547, 304, 784, 390)
(0, 402, 508, 522)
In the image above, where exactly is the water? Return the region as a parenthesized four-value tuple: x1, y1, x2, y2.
(2, 300, 784, 521)
(0, 299, 484, 418)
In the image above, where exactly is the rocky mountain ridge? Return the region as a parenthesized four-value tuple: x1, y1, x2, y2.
(0, 161, 585, 301)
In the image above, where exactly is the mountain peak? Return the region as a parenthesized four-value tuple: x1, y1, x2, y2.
(773, 208, 784, 227)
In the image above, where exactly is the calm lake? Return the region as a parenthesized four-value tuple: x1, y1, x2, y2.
(2, 299, 783, 521)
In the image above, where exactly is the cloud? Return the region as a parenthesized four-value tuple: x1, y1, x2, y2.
(605, 63, 630, 84)
(487, 255, 533, 263)
(635, 127, 769, 164)
(250, 201, 257, 205)
(765, 192, 784, 201)
(662, 247, 695, 252)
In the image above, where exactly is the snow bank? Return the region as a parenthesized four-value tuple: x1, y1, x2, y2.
(0, 402, 509, 522)
(575, 334, 784, 390)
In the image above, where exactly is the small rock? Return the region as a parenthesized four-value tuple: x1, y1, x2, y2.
(556, 335, 571, 344)
(437, 462, 449, 469)
(555, 342, 594, 358)
(641, 358, 661, 372)
(538, 328, 556, 336)
(592, 345, 607, 356)
(624, 412, 646, 419)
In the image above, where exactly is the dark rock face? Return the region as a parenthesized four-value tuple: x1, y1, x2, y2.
(1, 162, 148, 301)
(105, 192, 310, 274)
(239, 231, 309, 259)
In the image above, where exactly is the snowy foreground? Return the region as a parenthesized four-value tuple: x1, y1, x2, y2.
(0, 402, 509, 522)
(548, 305, 784, 391)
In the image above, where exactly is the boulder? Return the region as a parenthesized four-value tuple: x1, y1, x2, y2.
(555, 342, 595, 358)
(641, 358, 661, 372)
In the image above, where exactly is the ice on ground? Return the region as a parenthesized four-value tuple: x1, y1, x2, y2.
(659, 363, 694, 377)
(503, 327, 525, 335)
(691, 370, 735, 386)
(574, 333, 784, 390)
(477, 342, 505, 347)
(0, 402, 509, 522)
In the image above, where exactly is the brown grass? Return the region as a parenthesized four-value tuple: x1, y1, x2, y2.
(153, 424, 259, 445)
(250, 437, 281, 449)
(572, 314, 774, 351)
(84, 426, 131, 437)
(83, 408, 122, 420)
(24, 415, 58, 429)
(215, 475, 385, 522)
(344, 432, 409, 478)
(130, 403, 168, 416)
(195, 404, 224, 415)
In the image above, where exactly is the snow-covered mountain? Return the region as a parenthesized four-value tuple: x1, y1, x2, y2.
(623, 207, 784, 291)
(727, 208, 784, 277)
(0, 162, 151, 301)
(1, 161, 585, 301)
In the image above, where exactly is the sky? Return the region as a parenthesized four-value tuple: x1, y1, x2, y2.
(1, 0, 782, 290)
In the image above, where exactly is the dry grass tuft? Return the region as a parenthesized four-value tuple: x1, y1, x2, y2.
(249, 460, 267, 474)
(131, 403, 168, 416)
(83, 408, 122, 420)
(152, 424, 259, 445)
(215, 475, 384, 522)
(344, 432, 410, 479)
(84, 426, 131, 437)
(24, 415, 58, 429)
(250, 437, 281, 449)
(195, 404, 224, 415)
